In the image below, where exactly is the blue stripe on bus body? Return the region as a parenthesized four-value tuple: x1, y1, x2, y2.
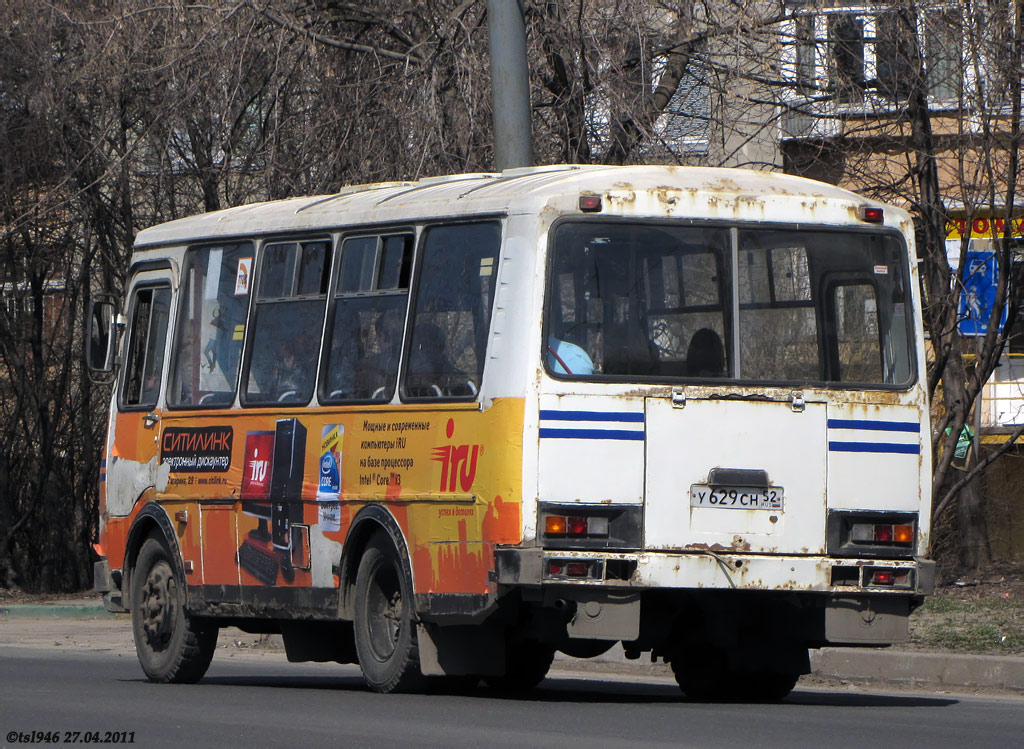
(540, 428, 646, 441)
(539, 410, 645, 423)
(827, 419, 920, 433)
(828, 441, 920, 454)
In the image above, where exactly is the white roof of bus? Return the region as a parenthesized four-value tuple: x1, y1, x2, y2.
(133, 164, 900, 249)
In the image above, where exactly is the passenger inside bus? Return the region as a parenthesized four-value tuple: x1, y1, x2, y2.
(271, 337, 312, 402)
(406, 322, 451, 396)
(686, 328, 726, 378)
(356, 311, 400, 399)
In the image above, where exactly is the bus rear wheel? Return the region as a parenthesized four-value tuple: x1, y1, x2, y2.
(671, 645, 799, 702)
(671, 645, 731, 702)
(130, 536, 217, 683)
(353, 533, 425, 693)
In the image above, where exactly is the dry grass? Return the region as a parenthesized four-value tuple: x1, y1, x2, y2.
(906, 576, 1024, 655)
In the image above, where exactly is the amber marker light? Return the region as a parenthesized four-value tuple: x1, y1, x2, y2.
(893, 524, 914, 545)
(545, 515, 567, 536)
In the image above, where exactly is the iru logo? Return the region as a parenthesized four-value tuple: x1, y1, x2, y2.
(432, 418, 481, 492)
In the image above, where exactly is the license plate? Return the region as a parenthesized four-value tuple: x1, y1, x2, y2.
(689, 485, 784, 510)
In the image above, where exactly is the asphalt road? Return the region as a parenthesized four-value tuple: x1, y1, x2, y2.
(1, 647, 1022, 749)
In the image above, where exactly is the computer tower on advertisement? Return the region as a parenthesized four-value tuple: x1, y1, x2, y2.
(271, 417, 306, 551)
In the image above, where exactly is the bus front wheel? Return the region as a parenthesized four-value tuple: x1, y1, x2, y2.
(483, 637, 554, 693)
(130, 536, 217, 683)
(353, 533, 425, 693)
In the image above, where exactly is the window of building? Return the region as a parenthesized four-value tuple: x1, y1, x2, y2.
(795, 13, 817, 93)
(924, 11, 961, 101)
(829, 13, 866, 102)
(875, 9, 918, 101)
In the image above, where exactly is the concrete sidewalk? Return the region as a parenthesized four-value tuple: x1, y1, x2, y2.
(2, 600, 1022, 693)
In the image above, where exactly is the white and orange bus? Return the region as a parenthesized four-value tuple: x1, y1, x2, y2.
(89, 165, 933, 699)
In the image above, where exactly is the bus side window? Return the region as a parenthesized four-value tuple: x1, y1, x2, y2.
(121, 285, 171, 408)
(168, 243, 253, 408)
(322, 233, 413, 403)
(242, 240, 329, 406)
(403, 222, 500, 399)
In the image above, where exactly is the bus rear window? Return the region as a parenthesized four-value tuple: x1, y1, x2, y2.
(546, 222, 914, 387)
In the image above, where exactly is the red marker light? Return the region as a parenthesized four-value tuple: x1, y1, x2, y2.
(565, 562, 589, 577)
(871, 570, 894, 586)
(579, 194, 602, 212)
(860, 206, 884, 223)
(567, 516, 588, 536)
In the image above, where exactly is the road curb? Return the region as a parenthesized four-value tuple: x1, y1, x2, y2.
(0, 605, 114, 619)
(811, 647, 1024, 693)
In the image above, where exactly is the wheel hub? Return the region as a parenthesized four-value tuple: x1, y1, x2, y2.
(368, 573, 403, 660)
(140, 561, 176, 649)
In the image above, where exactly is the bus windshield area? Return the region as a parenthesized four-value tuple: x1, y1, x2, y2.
(546, 221, 914, 387)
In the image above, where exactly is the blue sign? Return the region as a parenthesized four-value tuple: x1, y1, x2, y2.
(958, 250, 1008, 337)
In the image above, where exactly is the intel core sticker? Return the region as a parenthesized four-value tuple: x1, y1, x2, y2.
(317, 424, 343, 531)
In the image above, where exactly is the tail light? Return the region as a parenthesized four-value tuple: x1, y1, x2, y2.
(865, 566, 914, 589)
(544, 514, 610, 538)
(850, 522, 915, 547)
(827, 511, 918, 558)
(546, 558, 603, 580)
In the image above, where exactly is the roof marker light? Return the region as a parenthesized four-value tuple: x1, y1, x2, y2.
(579, 194, 602, 212)
(860, 206, 884, 223)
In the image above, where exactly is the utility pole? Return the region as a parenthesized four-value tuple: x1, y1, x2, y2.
(487, 0, 534, 170)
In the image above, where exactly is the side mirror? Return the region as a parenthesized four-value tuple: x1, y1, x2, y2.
(86, 295, 119, 381)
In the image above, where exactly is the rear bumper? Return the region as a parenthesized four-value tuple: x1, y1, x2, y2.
(494, 547, 935, 597)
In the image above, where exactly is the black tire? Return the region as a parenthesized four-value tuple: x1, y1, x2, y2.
(484, 637, 554, 694)
(671, 645, 732, 702)
(741, 672, 799, 701)
(671, 646, 799, 702)
(353, 533, 425, 693)
(130, 536, 217, 683)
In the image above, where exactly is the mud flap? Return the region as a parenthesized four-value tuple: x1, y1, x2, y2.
(417, 622, 504, 677)
(825, 596, 910, 644)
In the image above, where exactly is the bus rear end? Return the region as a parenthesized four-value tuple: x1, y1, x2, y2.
(498, 177, 932, 700)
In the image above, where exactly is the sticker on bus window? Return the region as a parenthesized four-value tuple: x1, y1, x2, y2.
(873, 265, 888, 275)
(235, 257, 253, 295)
(317, 424, 343, 531)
